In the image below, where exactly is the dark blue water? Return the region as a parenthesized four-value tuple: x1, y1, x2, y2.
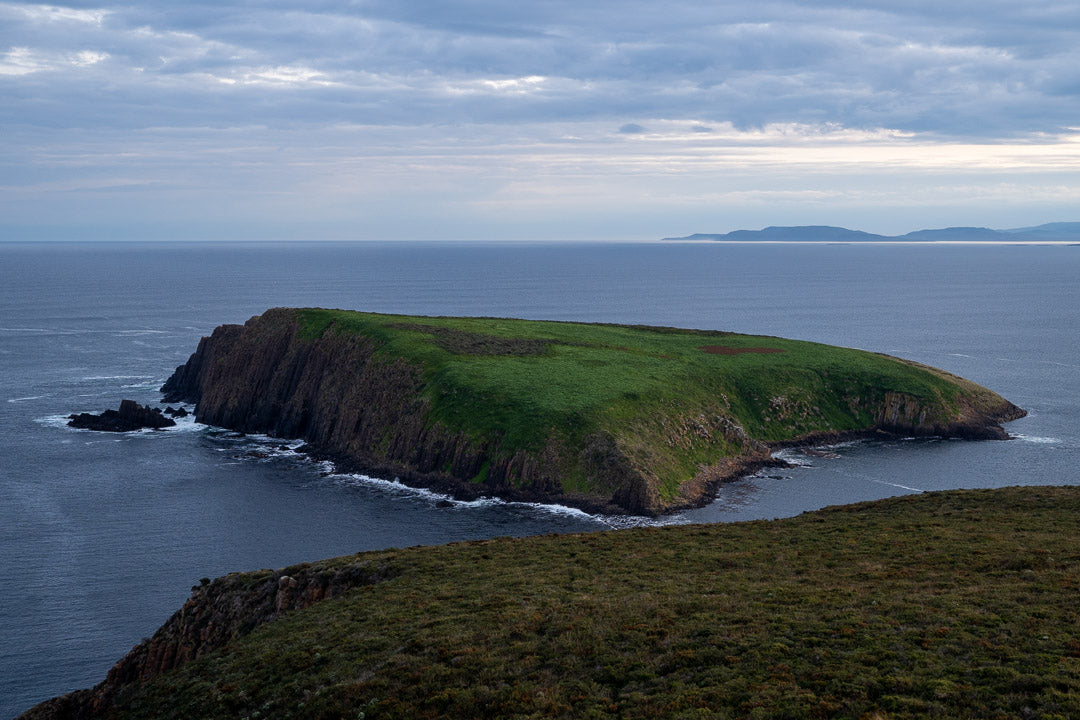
(2, 241, 1078, 718)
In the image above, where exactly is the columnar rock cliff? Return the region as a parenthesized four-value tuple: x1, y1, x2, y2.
(157, 308, 1024, 515)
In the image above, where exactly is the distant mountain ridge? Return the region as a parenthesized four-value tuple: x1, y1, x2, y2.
(663, 222, 1080, 243)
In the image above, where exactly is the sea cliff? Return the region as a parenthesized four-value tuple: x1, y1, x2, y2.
(159, 308, 1023, 515)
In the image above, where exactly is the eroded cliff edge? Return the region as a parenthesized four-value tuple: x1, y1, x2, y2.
(158, 308, 1024, 516)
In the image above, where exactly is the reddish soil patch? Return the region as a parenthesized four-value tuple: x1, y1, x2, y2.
(699, 345, 786, 355)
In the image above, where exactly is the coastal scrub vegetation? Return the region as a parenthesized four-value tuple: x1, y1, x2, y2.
(98, 486, 1080, 719)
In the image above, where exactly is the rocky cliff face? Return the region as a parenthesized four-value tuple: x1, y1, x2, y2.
(874, 390, 1022, 440)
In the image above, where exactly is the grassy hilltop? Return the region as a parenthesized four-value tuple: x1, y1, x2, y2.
(27, 486, 1080, 719)
(161, 308, 1023, 514)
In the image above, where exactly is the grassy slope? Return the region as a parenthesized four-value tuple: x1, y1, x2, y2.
(292, 309, 1000, 500)
(109, 486, 1080, 719)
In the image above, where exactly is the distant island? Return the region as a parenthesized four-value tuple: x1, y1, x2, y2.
(663, 221, 1080, 243)
(157, 308, 1023, 516)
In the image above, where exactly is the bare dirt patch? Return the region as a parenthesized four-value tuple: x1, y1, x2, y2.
(389, 323, 551, 356)
(699, 345, 786, 355)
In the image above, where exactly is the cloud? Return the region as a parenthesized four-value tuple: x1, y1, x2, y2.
(2, 0, 1079, 239)
(3, 0, 1078, 134)
(6, 3, 109, 25)
(0, 45, 108, 75)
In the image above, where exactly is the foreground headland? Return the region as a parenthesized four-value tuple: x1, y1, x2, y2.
(22, 485, 1080, 719)
(159, 308, 1022, 515)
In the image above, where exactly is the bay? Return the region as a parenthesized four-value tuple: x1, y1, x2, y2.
(1, 241, 1077, 718)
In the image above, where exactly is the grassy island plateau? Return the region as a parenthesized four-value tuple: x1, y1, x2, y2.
(23, 486, 1080, 719)
(159, 308, 1022, 515)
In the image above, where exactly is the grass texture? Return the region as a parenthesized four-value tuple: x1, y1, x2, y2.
(111, 485, 1080, 720)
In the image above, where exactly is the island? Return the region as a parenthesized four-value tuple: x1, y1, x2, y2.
(662, 221, 1080, 243)
(158, 308, 1024, 515)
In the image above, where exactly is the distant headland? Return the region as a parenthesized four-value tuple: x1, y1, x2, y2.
(662, 221, 1080, 243)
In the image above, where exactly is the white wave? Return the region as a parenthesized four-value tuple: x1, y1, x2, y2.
(868, 478, 924, 493)
(113, 330, 168, 336)
(162, 412, 203, 434)
(1014, 434, 1061, 444)
(319, 468, 661, 526)
(8, 395, 48, 403)
(772, 449, 816, 467)
(35, 413, 76, 429)
(81, 375, 154, 381)
(328, 471, 457, 502)
(235, 438, 308, 460)
(948, 353, 973, 358)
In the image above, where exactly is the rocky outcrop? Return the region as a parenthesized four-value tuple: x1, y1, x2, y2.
(67, 400, 175, 432)
(19, 556, 398, 720)
(874, 390, 1024, 440)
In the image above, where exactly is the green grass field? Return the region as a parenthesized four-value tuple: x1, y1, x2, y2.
(101, 486, 1080, 720)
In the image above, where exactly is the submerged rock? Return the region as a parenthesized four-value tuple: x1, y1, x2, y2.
(67, 400, 176, 432)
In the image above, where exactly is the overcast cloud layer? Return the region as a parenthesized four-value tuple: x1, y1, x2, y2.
(3, 0, 1079, 240)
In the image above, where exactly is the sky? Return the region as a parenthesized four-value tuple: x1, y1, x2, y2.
(2, 1, 1079, 241)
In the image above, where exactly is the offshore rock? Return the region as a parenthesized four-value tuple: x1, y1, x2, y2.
(67, 400, 175, 432)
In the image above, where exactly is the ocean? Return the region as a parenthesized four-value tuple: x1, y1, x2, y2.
(2, 240, 1078, 718)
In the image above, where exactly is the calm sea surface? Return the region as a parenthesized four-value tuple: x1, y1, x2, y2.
(2, 241, 1078, 717)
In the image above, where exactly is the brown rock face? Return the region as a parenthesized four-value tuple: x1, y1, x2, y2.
(875, 390, 1025, 440)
